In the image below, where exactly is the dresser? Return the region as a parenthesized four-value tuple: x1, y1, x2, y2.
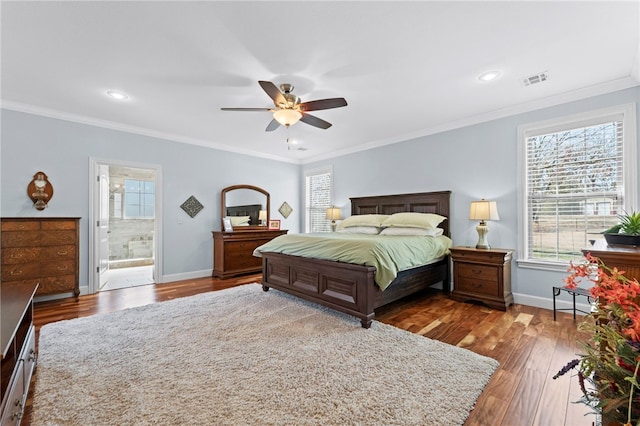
(1, 282, 38, 426)
(582, 240, 640, 282)
(1, 217, 80, 297)
(212, 229, 287, 279)
(450, 246, 514, 310)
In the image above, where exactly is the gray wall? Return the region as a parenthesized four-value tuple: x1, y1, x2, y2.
(302, 87, 640, 309)
(0, 109, 300, 290)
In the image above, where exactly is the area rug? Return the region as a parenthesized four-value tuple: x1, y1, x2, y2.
(33, 284, 499, 425)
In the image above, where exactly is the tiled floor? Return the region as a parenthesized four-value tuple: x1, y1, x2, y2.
(100, 265, 155, 291)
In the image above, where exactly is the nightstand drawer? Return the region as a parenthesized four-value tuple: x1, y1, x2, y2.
(456, 263, 498, 281)
(456, 276, 498, 297)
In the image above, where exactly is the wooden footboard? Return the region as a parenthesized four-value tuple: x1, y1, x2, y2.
(261, 252, 449, 328)
(260, 190, 452, 328)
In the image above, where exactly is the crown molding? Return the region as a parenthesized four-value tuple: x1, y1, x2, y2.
(2, 75, 637, 167)
(300, 76, 640, 164)
(0, 100, 301, 165)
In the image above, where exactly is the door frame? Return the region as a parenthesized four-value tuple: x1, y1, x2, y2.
(88, 157, 164, 294)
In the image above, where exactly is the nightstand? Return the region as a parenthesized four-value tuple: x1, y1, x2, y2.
(449, 246, 514, 310)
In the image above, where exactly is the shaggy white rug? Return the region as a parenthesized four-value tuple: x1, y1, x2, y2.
(33, 284, 498, 425)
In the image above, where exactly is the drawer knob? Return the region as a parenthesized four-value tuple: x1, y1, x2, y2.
(57, 250, 68, 256)
(472, 269, 483, 275)
(10, 253, 23, 259)
(10, 269, 23, 276)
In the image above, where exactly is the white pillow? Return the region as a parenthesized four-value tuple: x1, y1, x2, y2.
(336, 214, 389, 230)
(229, 216, 251, 226)
(381, 213, 446, 230)
(380, 227, 444, 236)
(337, 226, 382, 235)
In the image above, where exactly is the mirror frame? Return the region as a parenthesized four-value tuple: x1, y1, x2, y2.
(220, 184, 270, 231)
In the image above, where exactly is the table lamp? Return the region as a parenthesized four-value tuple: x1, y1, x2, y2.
(469, 199, 500, 249)
(326, 207, 342, 232)
(259, 210, 267, 226)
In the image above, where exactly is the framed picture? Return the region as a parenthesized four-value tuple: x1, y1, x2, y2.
(278, 201, 293, 219)
(268, 219, 281, 230)
(223, 217, 234, 232)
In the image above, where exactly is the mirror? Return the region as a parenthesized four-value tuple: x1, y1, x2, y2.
(220, 184, 270, 231)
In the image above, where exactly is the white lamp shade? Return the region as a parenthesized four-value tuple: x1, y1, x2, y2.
(325, 207, 342, 221)
(469, 200, 500, 221)
(258, 210, 267, 221)
(273, 109, 302, 126)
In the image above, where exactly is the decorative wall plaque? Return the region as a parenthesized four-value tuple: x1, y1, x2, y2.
(278, 201, 293, 219)
(180, 195, 204, 218)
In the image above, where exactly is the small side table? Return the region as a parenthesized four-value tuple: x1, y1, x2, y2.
(552, 286, 594, 321)
(450, 247, 514, 310)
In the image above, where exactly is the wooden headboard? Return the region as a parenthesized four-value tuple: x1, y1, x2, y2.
(350, 191, 451, 237)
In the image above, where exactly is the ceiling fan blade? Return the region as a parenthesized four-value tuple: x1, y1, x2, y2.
(221, 107, 272, 111)
(265, 119, 280, 132)
(258, 81, 286, 106)
(299, 98, 347, 112)
(300, 113, 332, 129)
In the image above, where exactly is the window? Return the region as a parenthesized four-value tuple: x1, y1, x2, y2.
(518, 104, 637, 269)
(124, 179, 155, 218)
(304, 167, 333, 233)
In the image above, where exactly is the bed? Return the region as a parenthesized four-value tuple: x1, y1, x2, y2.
(256, 191, 451, 328)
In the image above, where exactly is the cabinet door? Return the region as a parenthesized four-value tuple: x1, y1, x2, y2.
(0, 361, 25, 426)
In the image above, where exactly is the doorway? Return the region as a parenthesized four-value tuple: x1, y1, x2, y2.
(89, 158, 163, 293)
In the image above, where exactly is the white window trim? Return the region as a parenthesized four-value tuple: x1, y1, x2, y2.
(304, 165, 334, 233)
(516, 103, 637, 271)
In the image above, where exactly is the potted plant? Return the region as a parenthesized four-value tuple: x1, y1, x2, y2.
(604, 211, 640, 246)
(554, 255, 640, 425)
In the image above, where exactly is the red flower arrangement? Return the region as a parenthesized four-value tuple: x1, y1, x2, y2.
(555, 253, 640, 426)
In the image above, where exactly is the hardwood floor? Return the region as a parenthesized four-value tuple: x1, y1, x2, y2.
(24, 274, 593, 425)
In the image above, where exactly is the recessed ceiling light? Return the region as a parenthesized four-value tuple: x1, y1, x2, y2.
(478, 70, 502, 82)
(106, 90, 129, 101)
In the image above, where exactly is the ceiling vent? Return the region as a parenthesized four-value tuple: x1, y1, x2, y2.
(522, 71, 549, 87)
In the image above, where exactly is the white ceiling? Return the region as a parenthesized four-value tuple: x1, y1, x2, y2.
(2, 1, 639, 164)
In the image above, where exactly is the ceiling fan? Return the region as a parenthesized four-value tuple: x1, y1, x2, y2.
(221, 80, 347, 132)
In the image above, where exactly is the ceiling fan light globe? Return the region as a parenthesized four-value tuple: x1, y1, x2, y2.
(273, 109, 302, 126)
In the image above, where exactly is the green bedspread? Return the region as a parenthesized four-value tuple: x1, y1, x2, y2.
(253, 233, 452, 290)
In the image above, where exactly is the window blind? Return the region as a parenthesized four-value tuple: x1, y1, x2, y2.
(525, 120, 623, 262)
(305, 168, 332, 233)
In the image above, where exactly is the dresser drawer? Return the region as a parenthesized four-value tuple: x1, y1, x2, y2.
(225, 240, 262, 254)
(41, 245, 76, 260)
(1, 263, 40, 282)
(1, 245, 76, 265)
(41, 220, 77, 231)
(1, 221, 39, 232)
(1, 230, 77, 247)
(40, 260, 76, 276)
(1, 248, 40, 264)
(37, 275, 77, 295)
(456, 263, 498, 281)
(455, 276, 498, 297)
(225, 255, 261, 271)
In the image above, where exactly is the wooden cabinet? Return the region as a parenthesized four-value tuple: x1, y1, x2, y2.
(212, 229, 287, 279)
(450, 246, 514, 310)
(1, 218, 80, 297)
(1, 282, 38, 426)
(582, 241, 640, 282)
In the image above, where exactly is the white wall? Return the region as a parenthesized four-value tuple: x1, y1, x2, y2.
(302, 87, 640, 310)
(0, 109, 300, 291)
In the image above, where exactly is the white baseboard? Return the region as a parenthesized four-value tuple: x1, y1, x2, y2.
(513, 292, 593, 317)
